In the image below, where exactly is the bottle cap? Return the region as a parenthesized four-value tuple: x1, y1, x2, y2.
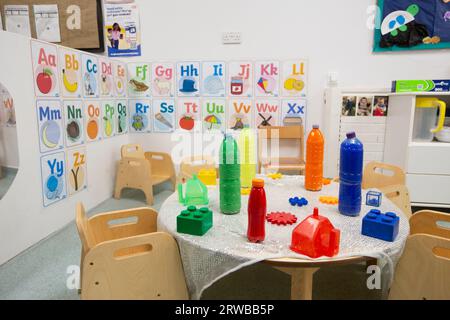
(346, 131, 356, 139)
(313, 124, 319, 129)
(252, 178, 264, 188)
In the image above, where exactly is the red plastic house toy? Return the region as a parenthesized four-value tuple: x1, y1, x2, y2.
(290, 207, 340, 258)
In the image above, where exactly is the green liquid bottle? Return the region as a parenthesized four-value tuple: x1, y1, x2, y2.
(219, 134, 241, 214)
(238, 128, 256, 189)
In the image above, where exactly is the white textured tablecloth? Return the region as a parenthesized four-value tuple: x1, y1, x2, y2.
(158, 175, 409, 299)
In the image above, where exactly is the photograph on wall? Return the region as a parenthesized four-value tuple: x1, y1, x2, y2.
(59, 47, 82, 98)
(66, 147, 87, 196)
(374, 0, 450, 52)
(281, 60, 307, 97)
(202, 99, 226, 133)
(177, 98, 201, 132)
(177, 62, 200, 97)
(129, 99, 151, 133)
(202, 61, 226, 97)
(113, 61, 127, 97)
(341, 96, 357, 116)
(102, 100, 116, 138)
(373, 96, 389, 116)
(356, 96, 373, 116)
(228, 99, 253, 131)
(127, 62, 150, 97)
(99, 58, 114, 97)
(40, 151, 67, 207)
(81, 54, 99, 98)
(116, 100, 129, 134)
(63, 100, 84, 147)
(33, 4, 61, 43)
(104, 2, 141, 57)
(153, 99, 175, 133)
(31, 40, 59, 97)
(36, 100, 64, 153)
(255, 61, 279, 97)
(151, 62, 175, 97)
(1, 84, 15, 127)
(84, 100, 102, 142)
(228, 61, 253, 97)
(281, 99, 307, 126)
(255, 100, 280, 127)
(4, 5, 31, 37)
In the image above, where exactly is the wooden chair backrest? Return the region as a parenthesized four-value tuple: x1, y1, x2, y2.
(410, 210, 450, 239)
(362, 161, 405, 189)
(144, 152, 174, 177)
(121, 144, 145, 159)
(258, 126, 304, 163)
(75, 203, 97, 252)
(379, 184, 412, 219)
(180, 155, 216, 178)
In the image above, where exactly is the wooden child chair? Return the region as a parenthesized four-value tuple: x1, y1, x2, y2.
(379, 184, 412, 218)
(114, 144, 176, 205)
(178, 155, 217, 182)
(75, 203, 189, 300)
(362, 161, 405, 189)
(258, 125, 305, 174)
(389, 210, 450, 300)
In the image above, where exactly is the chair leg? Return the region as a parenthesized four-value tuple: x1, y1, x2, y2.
(113, 182, 122, 200)
(144, 187, 154, 205)
(170, 175, 176, 191)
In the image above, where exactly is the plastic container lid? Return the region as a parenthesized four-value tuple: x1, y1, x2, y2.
(252, 178, 264, 188)
(346, 131, 356, 139)
(313, 124, 319, 129)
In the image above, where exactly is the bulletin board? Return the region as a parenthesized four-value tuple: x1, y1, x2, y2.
(373, 0, 450, 52)
(0, 0, 104, 51)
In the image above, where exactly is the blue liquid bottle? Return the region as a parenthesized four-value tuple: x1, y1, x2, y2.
(338, 131, 364, 216)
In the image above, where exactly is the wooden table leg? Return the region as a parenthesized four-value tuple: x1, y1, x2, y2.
(274, 267, 319, 300)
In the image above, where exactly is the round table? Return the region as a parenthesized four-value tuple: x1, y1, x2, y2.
(158, 175, 409, 300)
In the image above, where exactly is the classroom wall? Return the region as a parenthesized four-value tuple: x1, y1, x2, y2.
(0, 91, 19, 169)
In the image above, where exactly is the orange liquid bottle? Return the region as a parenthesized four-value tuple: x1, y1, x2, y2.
(305, 125, 324, 191)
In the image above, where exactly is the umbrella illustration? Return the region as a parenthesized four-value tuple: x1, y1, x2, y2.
(204, 114, 221, 130)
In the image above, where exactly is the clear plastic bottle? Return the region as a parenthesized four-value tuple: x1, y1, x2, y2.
(238, 128, 256, 190)
(219, 134, 241, 214)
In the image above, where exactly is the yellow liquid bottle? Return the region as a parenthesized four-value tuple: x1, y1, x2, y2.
(238, 128, 256, 190)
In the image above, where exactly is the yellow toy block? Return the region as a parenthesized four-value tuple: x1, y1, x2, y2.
(319, 196, 339, 205)
(267, 172, 283, 180)
(241, 187, 251, 195)
(323, 178, 332, 185)
(198, 169, 217, 186)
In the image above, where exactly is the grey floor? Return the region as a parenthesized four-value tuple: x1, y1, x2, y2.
(0, 183, 384, 300)
(0, 167, 18, 200)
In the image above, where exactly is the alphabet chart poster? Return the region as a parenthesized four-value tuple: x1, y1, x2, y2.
(281, 60, 307, 97)
(127, 62, 151, 97)
(153, 99, 175, 133)
(255, 61, 279, 97)
(59, 48, 81, 98)
(255, 100, 281, 127)
(177, 98, 201, 132)
(202, 99, 226, 133)
(129, 99, 152, 133)
(228, 61, 253, 97)
(202, 61, 226, 97)
(102, 100, 116, 138)
(116, 100, 129, 135)
(281, 99, 307, 126)
(40, 151, 67, 207)
(36, 100, 64, 153)
(177, 62, 200, 97)
(63, 100, 84, 147)
(113, 61, 127, 97)
(31, 40, 59, 97)
(66, 147, 87, 196)
(228, 99, 253, 131)
(81, 54, 99, 98)
(84, 100, 102, 142)
(151, 62, 175, 97)
(99, 57, 114, 97)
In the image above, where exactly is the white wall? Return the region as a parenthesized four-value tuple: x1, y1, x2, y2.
(0, 86, 19, 168)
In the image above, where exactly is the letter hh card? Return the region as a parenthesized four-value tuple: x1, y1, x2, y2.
(202, 61, 226, 97)
(153, 99, 175, 133)
(113, 61, 127, 97)
(116, 100, 129, 135)
(81, 54, 99, 98)
(228, 99, 253, 131)
(128, 62, 151, 97)
(281, 99, 307, 126)
(102, 100, 116, 138)
(99, 57, 114, 97)
(31, 40, 60, 97)
(59, 47, 81, 98)
(255, 61, 280, 97)
(228, 61, 253, 97)
(36, 99, 64, 153)
(63, 100, 84, 147)
(84, 100, 102, 142)
(202, 99, 226, 133)
(282, 60, 307, 97)
(255, 99, 281, 127)
(40, 151, 67, 207)
(129, 99, 152, 133)
(177, 62, 200, 97)
(177, 98, 201, 132)
(151, 62, 175, 97)
(66, 147, 87, 196)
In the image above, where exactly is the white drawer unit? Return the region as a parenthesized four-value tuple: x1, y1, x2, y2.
(407, 174, 450, 206)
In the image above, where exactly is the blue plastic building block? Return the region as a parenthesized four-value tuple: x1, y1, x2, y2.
(366, 190, 382, 207)
(289, 197, 308, 207)
(361, 209, 399, 242)
(177, 206, 213, 236)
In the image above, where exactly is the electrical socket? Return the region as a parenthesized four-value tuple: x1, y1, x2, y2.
(222, 32, 241, 44)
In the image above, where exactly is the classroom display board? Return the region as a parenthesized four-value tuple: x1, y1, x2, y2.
(29, 39, 309, 206)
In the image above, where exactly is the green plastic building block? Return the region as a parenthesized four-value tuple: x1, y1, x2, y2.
(177, 206, 213, 236)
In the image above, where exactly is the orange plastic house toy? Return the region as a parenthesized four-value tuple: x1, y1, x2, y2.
(290, 207, 340, 258)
